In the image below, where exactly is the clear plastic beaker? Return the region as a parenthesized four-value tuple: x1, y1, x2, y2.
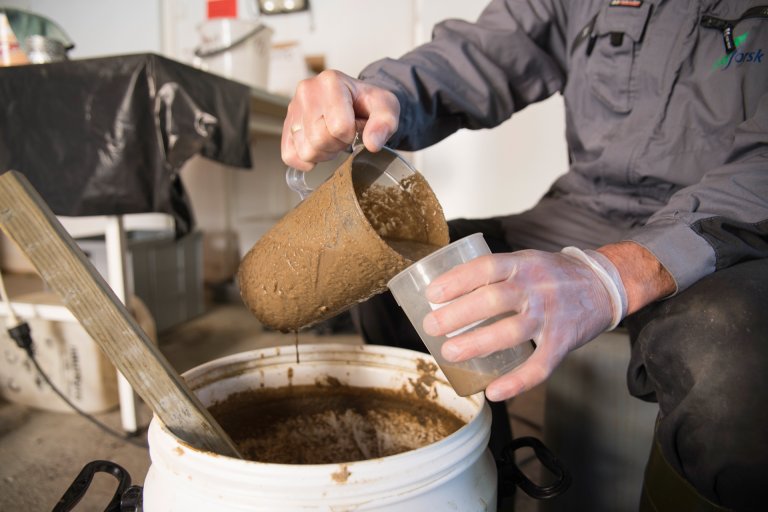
(388, 233, 534, 396)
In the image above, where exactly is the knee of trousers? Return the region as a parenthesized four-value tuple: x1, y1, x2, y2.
(629, 264, 768, 403)
(629, 263, 768, 510)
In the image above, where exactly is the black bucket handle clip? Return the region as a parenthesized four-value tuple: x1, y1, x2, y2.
(497, 436, 572, 500)
(52, 460, 142, 512)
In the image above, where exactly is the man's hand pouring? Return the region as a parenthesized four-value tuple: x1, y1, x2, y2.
(282, 70, 400, 171)
(422, 242, 675, 402)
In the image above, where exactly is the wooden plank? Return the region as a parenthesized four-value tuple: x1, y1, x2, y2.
(0, 171, 241, 458)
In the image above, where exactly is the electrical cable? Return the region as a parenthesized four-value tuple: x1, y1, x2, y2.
(0, 267, 147, 450)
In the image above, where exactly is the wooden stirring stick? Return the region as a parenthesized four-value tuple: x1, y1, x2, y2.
(0, 171, 241, 458)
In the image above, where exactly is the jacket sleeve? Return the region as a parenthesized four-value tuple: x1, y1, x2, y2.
(358, 0, 568, 150)
(629, 92, 768, 293)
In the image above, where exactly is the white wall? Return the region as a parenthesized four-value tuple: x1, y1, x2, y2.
(418, 96, 567, 219)
(163, 0, 416, 78)
(2, 0, 162, 58)
(412, 1, 567, 219)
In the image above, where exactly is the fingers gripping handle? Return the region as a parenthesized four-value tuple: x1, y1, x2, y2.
(561, 246, 628, 330)
(285, 135, 363, 200)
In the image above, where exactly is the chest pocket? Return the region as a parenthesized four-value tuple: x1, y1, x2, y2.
(585, 2, 653, 113)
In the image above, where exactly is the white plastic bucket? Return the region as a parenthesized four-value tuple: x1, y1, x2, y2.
(142, 344, 497, 511)
(193, 18, 272, 89)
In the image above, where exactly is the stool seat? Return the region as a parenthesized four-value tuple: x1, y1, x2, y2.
(541, 330, 659, 512)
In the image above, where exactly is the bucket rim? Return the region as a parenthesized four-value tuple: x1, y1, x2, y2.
(149, 343, 490, 473)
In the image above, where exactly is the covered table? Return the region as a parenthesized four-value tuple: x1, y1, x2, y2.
(0, 52, 253, 235)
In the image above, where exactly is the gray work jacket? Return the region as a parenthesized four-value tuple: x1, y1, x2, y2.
(360, 0, 768, 293)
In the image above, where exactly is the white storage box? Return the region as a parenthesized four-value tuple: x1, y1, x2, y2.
(0, 291, 156, 414)
(193, 18, 273, 89)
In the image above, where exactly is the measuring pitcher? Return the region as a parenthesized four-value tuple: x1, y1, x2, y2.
(238, 146, 449, 332)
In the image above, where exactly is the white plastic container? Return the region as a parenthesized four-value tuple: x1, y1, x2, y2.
(142, 344, 497, 511)
(193, 18, 272, 89)
(0, 292, 156, 413)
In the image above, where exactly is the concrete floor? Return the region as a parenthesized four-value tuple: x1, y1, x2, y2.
(0, 291, 546, 511)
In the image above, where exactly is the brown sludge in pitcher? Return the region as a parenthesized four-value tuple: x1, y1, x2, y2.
(238, 155, 448, 332)
(208, 384, 465, 464)
(356, 174, 435, 242)
(353, 172, 445, 263)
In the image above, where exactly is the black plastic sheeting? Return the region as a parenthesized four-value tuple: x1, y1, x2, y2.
(0, 53, 253, 236)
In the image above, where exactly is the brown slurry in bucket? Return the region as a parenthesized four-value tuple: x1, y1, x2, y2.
(208, 384, 466, 464)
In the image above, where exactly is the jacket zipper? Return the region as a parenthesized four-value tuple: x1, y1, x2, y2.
(701, 5, 768, 53)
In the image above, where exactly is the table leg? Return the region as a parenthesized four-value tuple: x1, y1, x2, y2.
(105, 216, 138, 434)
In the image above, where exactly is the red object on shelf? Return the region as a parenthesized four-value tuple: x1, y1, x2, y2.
(207, 0, 238, 19)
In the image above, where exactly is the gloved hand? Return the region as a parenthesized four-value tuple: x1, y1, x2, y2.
(422, 247, 627, 401)
(281, 70, 400, 171)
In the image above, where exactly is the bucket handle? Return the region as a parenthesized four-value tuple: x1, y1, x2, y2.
(52, 460, 143, 512)
(496, 436, 572, 500)
(194, 23, 268, 59)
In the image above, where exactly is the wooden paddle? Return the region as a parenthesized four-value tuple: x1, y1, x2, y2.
(0, 170, 241, 458)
